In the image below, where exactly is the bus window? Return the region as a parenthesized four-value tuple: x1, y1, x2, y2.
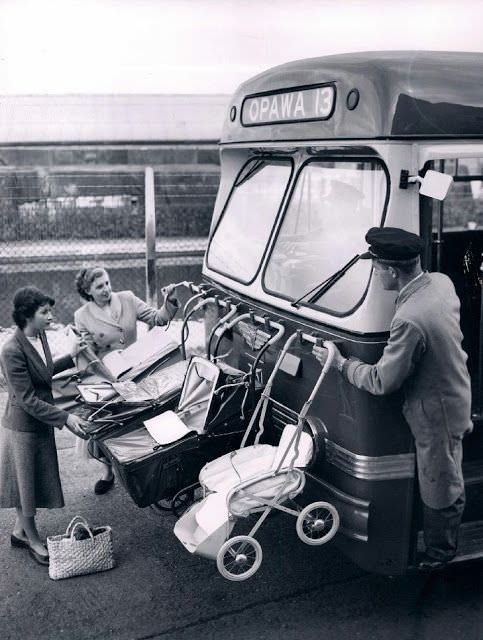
(430, 157, 483, 404)
(441, 158, 483, 230)
(264, 159, 387, 315)
(206, 158, 292, 283)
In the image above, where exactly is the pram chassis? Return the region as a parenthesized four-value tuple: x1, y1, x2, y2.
(174, 332, 340, 581)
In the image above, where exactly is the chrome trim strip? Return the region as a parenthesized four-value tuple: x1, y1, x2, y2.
(325, 440, 415, 481)
(306, 472, 370, 542)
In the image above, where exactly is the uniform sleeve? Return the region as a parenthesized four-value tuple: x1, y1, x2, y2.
(343, 319, 425, 396)
(2, 347, 69, 428)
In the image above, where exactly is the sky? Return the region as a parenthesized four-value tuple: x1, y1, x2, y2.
(0, 0, 481, 95)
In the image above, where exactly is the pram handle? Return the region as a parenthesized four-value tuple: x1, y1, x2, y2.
(206, 301, 239, 361)
(211, 312, 285, 362)
(241, 331, 299, 448)
(240, 332, 335, 449)
(180, 294, 239, 360)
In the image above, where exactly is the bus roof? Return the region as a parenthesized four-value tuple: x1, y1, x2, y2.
(221, 51, 483, 144)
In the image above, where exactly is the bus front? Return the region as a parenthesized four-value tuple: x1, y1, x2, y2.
(201, 52, 483, 575)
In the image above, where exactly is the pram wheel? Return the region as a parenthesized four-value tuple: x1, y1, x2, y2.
(216, 535, 262, 581)
(171, 483, 201, 519)
(296, 501, 339, 545)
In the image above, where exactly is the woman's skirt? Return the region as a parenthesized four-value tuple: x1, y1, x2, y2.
(0, 426, 64, 517)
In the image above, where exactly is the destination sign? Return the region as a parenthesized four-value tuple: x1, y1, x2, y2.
(241, 84, 335, 126)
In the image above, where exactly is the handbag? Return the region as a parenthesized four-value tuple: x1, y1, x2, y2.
(47, 516, 116, 580)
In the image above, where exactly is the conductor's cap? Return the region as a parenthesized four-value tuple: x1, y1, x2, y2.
(360, 227, 425, 261)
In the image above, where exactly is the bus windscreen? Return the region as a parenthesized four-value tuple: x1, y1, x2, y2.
(264, 160, 388, 315)
(206, 158, 292, 283)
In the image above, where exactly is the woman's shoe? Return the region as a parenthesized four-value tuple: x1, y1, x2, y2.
(28, 546, 49, 566)
(94, 476, 114, 495)
(10, 533, 30, 549)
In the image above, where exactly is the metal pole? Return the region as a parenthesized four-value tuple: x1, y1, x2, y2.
(144, 166, 158, 308)
(435, 160, 445, 273)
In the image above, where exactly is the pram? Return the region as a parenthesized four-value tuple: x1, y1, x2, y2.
(174, 333, 339, 581)
(69, 286, 238, 443)
(95, 313, 285, 511)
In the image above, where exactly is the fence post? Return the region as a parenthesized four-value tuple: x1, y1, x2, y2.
(145, 166, 158, 308)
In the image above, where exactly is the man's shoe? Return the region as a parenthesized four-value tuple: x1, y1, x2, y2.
(10, 533, 30, 549)
(94, 476, 114, 495)
(28, 546, 49, 566)
(417, 553, 448, 572)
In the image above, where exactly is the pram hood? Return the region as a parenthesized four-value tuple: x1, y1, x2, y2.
(175, 357, 221, 434)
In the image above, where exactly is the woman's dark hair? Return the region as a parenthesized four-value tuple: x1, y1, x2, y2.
(75, 267, 108, 301)
(12, 287, 55, 329)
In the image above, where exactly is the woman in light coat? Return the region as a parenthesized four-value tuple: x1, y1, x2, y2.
(0, 287, 89, 566)
(73, 266, 179, 494)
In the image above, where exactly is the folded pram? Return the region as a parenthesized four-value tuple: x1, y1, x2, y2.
(71, 358, 190, 441)
(174, 334, 340, 581)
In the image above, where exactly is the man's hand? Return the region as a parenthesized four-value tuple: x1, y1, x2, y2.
(66, 414, 90, 439)
(312, 341, 345, 370)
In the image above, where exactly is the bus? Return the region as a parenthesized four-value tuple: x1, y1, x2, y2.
(199, 51, 483, 575)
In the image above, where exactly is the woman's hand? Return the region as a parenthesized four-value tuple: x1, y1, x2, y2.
(66, 414, 90, 439)
(64, 325, 83, 358)
(161, 283, 177, 303)
(160, 283, 179, 321)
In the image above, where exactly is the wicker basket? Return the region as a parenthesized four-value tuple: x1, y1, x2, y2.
(47, 516, 116, 580)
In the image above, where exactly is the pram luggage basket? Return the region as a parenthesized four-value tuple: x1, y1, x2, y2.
(97, 314, 286, 509)
(174, 333, 340, 580)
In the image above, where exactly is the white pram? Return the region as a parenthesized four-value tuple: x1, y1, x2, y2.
(174, 333, 339, 581)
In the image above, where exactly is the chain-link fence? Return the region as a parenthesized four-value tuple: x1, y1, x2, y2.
(0, 144, 220, 328)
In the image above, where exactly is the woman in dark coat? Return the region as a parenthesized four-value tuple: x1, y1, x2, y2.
(0, 287, 89, 566)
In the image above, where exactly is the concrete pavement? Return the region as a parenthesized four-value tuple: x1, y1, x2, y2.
(2, 419, 483, 640)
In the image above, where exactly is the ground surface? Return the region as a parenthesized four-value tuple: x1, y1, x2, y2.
(1, 325, 483, 639)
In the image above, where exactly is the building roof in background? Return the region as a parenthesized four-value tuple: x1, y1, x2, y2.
(0, 94, 230, 144)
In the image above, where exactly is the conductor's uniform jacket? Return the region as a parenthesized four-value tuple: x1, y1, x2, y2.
(343, 272, 472, 509)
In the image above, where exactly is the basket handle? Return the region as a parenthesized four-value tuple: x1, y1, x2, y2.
(65, 515, 90, 536)
(69, 522, 94, 542)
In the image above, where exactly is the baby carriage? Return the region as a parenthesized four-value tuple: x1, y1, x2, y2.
(95, 313, 286, 512)
(72, 358, 191, 441)
(68, 284, 237, 439)
(174, 333, 339, 581)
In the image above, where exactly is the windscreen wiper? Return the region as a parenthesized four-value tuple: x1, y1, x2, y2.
(290, 254, 361, 308)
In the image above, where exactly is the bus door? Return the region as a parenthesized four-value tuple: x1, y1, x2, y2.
(419, 145, 483, 526)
